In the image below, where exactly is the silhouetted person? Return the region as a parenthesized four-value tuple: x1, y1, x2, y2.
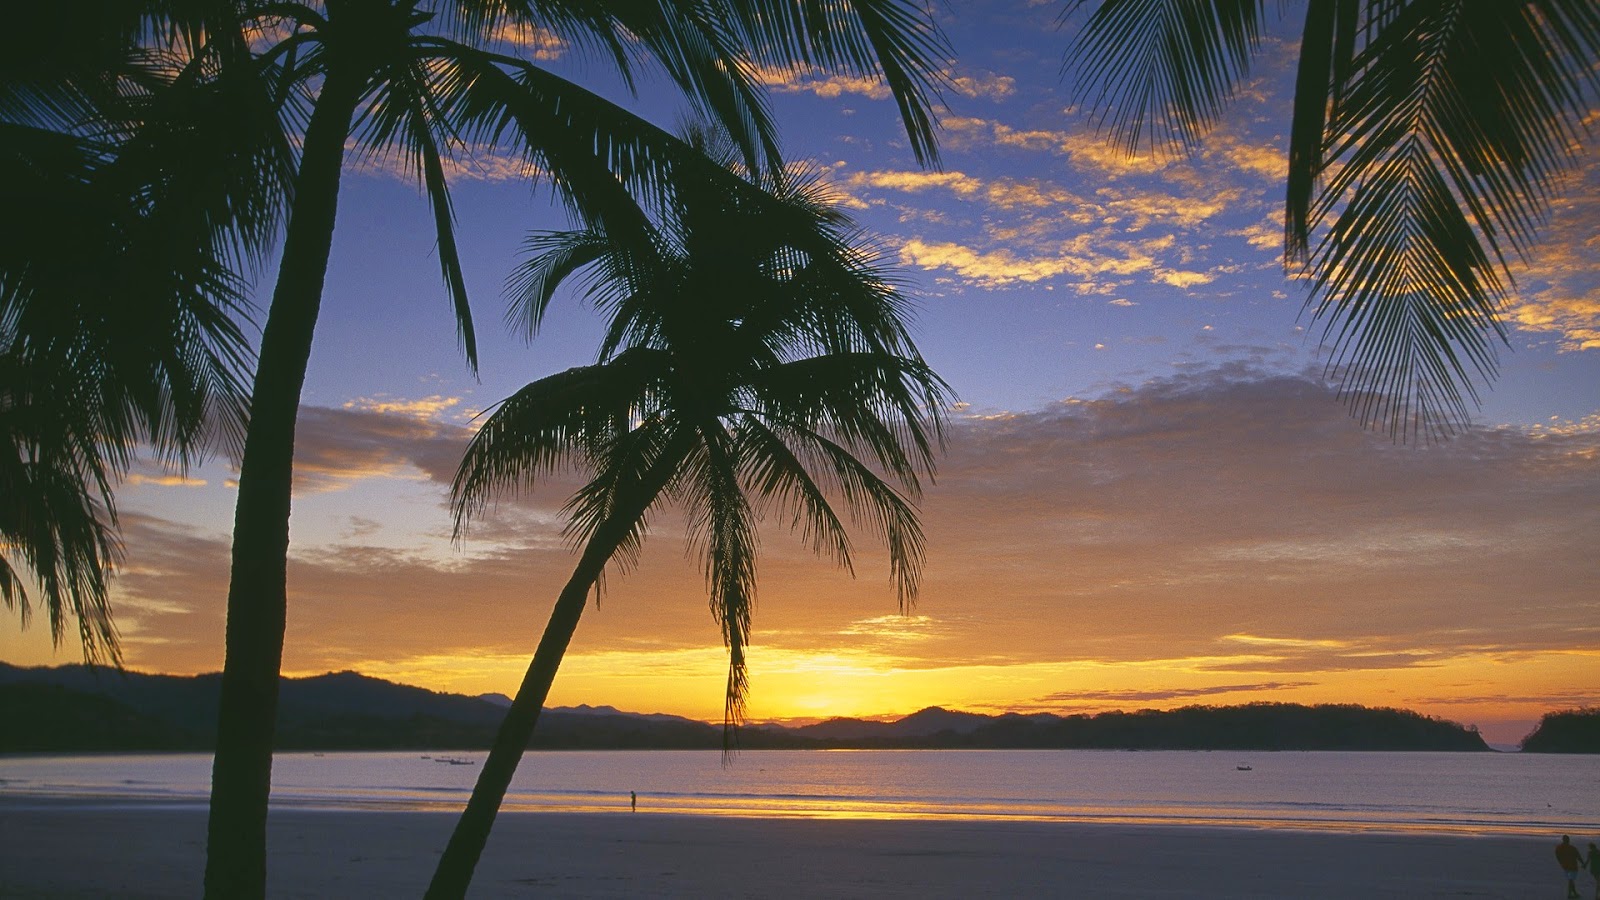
(1558, 835, 1583, 899)
(630, 791, 637, 812)
(1585, 842, 1600, 900)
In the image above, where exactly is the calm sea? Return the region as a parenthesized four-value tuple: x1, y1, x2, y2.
(3, 750, 1597, 836)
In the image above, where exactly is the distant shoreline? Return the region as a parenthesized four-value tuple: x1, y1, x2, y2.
(4, 664, 1514, 753)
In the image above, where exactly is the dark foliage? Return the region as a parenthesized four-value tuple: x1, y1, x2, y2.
(1520, 708, 1600, 753)
(0, 683, 186, 752)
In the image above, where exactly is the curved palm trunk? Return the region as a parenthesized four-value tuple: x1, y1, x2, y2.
(203, 70, 363, 900)
(426, 491, 664, 900)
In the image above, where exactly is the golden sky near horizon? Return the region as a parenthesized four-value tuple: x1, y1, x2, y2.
(4, 3, 1599, 748)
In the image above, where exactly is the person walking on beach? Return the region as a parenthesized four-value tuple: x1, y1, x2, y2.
(630, 791, 637, 812)
(1585, 842, 1600, 900)
(1557, 835, 1583, 899)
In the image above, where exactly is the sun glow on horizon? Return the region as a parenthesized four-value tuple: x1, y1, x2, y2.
(271, 641, 1600, 747)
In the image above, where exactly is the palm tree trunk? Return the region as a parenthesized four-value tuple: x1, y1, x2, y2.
(425, 497, 660, 900)
(202, 69, 363, 900)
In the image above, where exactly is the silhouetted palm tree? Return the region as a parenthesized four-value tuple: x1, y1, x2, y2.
(1065, 0, 1600, 439)
(425, 148, 949, 899)
(1, 5, 289, 662)
(155, 3, 946, 896)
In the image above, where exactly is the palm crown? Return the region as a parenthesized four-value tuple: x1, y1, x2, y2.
(2, 5, 289, 660)
(456, 152, 949, 727)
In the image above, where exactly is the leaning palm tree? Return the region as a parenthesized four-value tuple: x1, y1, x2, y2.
(163, 4, 948, 896)
(424, 150, 949, 899)
(1064, 0, 1600, 439)
(1, 5, 288, 662)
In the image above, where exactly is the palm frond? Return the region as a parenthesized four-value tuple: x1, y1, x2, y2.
(732, 416, 855, 574)
(1285, 0, 1359, 260)
(560, 418, 683, 574)
(360, 42, 481, 370)
(450, 348, 670, 536)
(1064, 0, 1265, 153)
(0, 389, 123, 663)
(503, 228, 615, 341)
(677, 424, 760, 743)
(719, 0, 949, 167)
(584, 0, 782, 178)
(441, 44, 669, 244)
(748, 351, 948, 480)
(1302, 0, 1600, 437)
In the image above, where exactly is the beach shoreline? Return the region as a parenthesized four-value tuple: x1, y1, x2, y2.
(0, 799, 1572, 898)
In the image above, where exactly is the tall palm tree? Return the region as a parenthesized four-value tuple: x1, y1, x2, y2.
(1064, 0, 1600, 439)
(1, 4, 289, 662)
(425, 150, 949, 899)
(171, 3, 947, 896)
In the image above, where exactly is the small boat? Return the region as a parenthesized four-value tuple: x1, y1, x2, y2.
(1236, 765, 1253, 771)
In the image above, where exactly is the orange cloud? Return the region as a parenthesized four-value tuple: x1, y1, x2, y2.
(848, 170, 984, 195)
(343, 395, 463, 421)
(1508, 156, 1600, 351)
(897, 238, 1157, 287)
(949, 71, 1016, 101)
(489, 23, 566, 60)
(125, 473, 207, 488)
(753, 66, 890, 101)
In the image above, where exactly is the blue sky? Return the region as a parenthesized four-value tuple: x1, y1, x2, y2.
(282, 2, 1600, 426)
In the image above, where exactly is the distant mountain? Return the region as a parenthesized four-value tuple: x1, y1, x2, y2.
(0, 663, 717, 752)
(786, 706, 991, 741)
(0, 663, 1491, 753)
(0, 683, 186, 752)
(755, 703, 1486, 752)
(1520, 708, 1600, 753)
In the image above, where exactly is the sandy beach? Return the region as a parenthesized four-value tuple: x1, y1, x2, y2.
(0, 799, 1573, 898)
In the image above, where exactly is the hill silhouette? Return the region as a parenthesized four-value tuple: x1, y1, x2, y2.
(1519, 708, 1600, 753)
(1, 663, 1490, 753)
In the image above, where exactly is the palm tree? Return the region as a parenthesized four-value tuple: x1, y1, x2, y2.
(424, 149, 949, 899)
(166, 3, 947, 896)
(1, 5, 289, 662)
(1064, 0, 1600, 439)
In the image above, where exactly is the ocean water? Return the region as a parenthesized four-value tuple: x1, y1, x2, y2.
(2, 749, 1597, 836)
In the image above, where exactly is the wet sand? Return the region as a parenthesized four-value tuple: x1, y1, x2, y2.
(0, 800, 1569, 898)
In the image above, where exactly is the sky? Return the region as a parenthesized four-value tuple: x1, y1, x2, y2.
(4, 3, 1598, 747)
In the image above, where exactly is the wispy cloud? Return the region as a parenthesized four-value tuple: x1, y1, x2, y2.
(488, 23, 566, 60)
(343, 394, 463, 421)
(949, 70, 1016, 101)
(1035, 682, 1317, 704)
(1508, 154, 1600, 351)
(291, 403, 468, 493)
(125, 473, 207, 488)
(753, 66, 890, 101)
